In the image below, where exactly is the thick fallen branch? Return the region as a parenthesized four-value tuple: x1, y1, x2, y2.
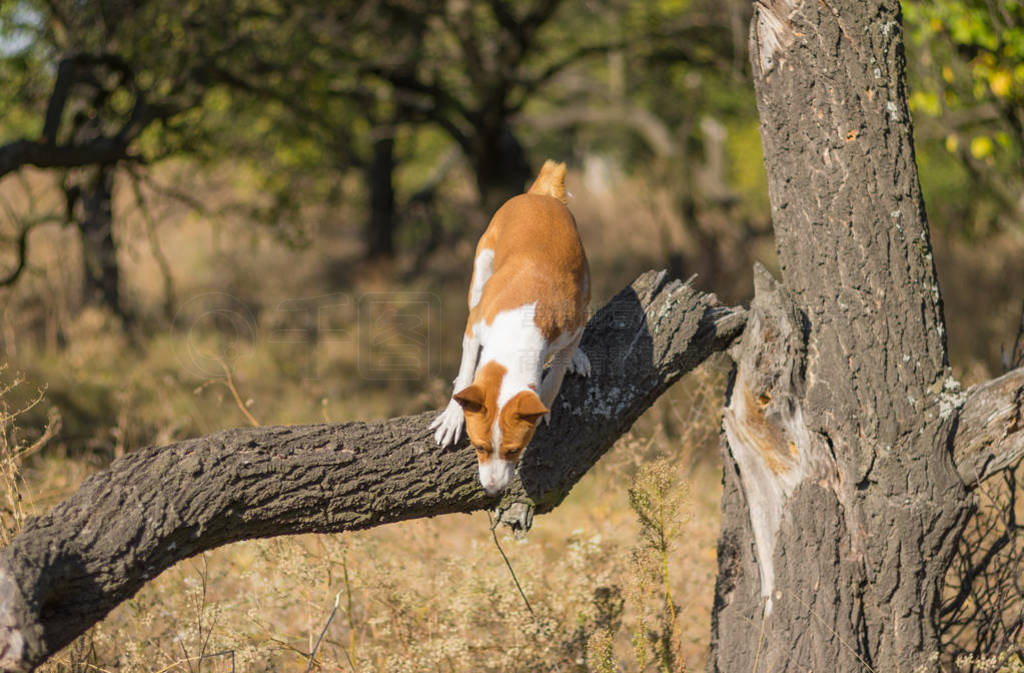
(0, 270, 746, 672)
(954, 367, 1024, 485)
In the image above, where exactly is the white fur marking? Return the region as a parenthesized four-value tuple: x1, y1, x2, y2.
(469, 249, 495, 309)
(492, 421, 503, 458)
(431, 399, 465, 445)
(479, 456, 515, 494)
(479, 303, 547, 411)
(431, 332, 481, 446)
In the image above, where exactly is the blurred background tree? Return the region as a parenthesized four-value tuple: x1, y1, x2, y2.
(2, 1, 1024, 670)
(2, 0, 1022, 434)
(2, 0, 765, 320)
(905, 0, 1024, 237)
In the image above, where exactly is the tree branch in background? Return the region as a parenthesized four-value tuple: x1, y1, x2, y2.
(512, 41, 628, 108)
(0, 191, 64, 288)
(955, 366, 1024, 486)
(1003, 300, 1024, 373)
(360, 64, 475, 150)
(523, 104, 680, 157)
(0, 225, 30, 288)
(0, 270, 747, 673)
(0, 138, 136, 180)
(127, 172, 176, 322)
(0, 50, 198, 181)
(487, 0, 564, 63)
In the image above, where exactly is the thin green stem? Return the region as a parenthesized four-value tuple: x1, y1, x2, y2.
(488, 512, 535, 618)
(661, 544, 676, 632)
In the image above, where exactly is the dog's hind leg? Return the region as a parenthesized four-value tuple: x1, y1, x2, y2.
(538, 331, 585, 424)
(569, 346, 591, 377)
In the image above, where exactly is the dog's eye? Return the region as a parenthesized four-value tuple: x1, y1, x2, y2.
(503, 448, 523, 460)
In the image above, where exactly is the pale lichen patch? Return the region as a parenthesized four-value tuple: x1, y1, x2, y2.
(584, 385, 630, 420)
(886, 100, 900, 122)
(938, 376, 966, 420)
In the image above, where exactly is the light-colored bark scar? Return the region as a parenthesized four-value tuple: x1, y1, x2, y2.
(732, 385, 800, 476)
(752, 0, 797, 73)
(722, 267, 837, 615)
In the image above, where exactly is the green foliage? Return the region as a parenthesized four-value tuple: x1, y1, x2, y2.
(904, 0, 1024, 235)
(0, 4, 52, 139)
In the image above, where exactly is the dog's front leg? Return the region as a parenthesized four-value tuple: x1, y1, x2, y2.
(431, 331, 481, 446)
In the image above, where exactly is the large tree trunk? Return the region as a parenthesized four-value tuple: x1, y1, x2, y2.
(365, 133, 396, 259)
(710, 2, 972, 671)
(0, 271, 748, 673)
(76, 166, 131, 325)
(470, 120, 532, 215)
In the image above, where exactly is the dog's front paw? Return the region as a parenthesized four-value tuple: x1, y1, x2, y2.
(569, 347, 591, 377)
(430, 399, 465, 446)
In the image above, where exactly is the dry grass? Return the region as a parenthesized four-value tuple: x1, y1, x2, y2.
(0, 366, 60, 546)
(6, 368, 724, 673)
(3, 158, 1023, 672)
(0, 162, 731, 670)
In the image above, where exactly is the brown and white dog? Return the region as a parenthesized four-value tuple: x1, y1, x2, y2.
(431, 160, 591, 494)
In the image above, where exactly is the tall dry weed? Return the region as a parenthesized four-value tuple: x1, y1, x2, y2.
(625, 459, 692, 673)
(0, 364, 59, 545)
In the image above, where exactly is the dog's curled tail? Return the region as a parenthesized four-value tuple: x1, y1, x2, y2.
(527, 159, 568, 204)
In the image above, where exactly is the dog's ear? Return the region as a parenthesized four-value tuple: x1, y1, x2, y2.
(453, 385, 485, 414)
(507, 390, 548, 425)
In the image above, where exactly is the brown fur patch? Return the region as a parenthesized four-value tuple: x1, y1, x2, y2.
(528, 160, 568, 203)
(498, 390, 548, 460)
(465, 192, 589, 341)
(455, 361, 506, 455)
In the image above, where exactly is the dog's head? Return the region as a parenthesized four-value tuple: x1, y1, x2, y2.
(453, 362, 548, 494)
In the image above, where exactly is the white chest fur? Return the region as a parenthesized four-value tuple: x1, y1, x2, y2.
(474, 303, 548, 407)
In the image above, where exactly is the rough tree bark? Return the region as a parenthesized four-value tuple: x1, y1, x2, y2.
(0, 139, 132, 178)
(0, 271, 747, 673)
(953, 367, 1024, 485)
(709, 1, 1001, 672)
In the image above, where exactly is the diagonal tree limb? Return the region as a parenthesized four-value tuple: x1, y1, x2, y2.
(0, 270, 746, 673)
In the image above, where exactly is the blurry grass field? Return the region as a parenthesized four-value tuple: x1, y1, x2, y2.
(2, 163, 737, 672)
(5, 345, 728, 672)
(3, 161, 1024, 671)
(36, 402, 725, 672)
